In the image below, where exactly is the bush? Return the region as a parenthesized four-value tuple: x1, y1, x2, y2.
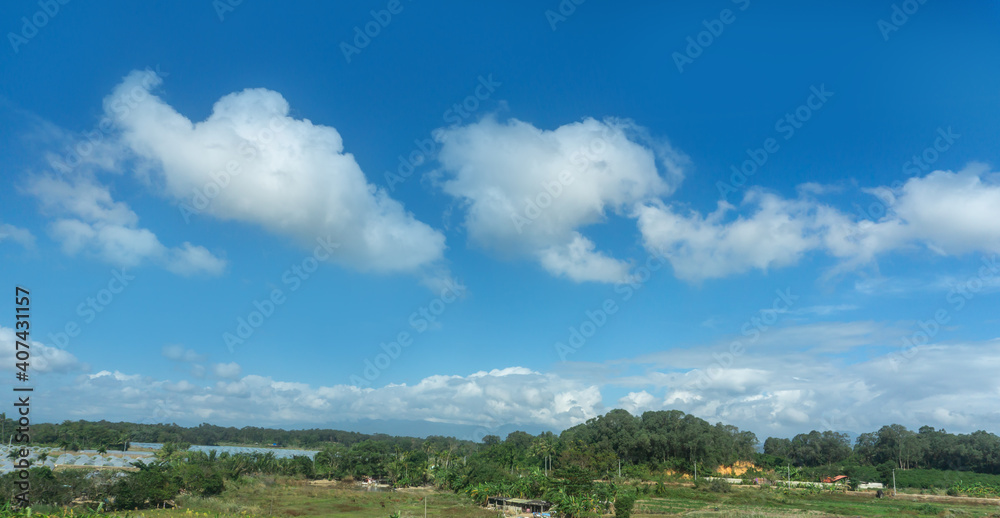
(177, 463, 225, 496)
(109, 462, 180, 510)
(0, 468, 67, 506)
(696, 478, 732, 493)
(614, 491, 637, 518)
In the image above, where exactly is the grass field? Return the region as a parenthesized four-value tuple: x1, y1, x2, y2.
(121, 478, 497, 518)
(7, 479, 1000, 518)
(633, 484, 1000, 517)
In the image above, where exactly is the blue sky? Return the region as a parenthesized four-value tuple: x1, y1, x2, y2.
(1, 1, 999, 441)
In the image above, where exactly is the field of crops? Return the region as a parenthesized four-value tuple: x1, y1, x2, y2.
(4, 480, 1000, 518)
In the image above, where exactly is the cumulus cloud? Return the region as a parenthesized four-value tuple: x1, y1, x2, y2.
(161, 344, 203, 362)
(611, 320, 1000, 436)
(26, 320, 1000, 437)
(212, 362, 242, 379)
(107, 70, 445, 274)
(637, 164, 1000, 281)
(636, 192, 826, 281)
(27, 175, 225, 275)
(435, 116, 686, 283)
(0, 326, 83, 373)
(863, 163, 1000, 256)
(0, 223, 35, 248)
(49, 365, 602, 431)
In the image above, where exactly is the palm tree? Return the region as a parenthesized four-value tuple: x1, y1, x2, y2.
(118, 430, 131, 452)
(530, 438, 555, 476)
(418, 442, 430, 467)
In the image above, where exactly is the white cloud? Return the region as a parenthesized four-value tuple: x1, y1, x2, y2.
(212, 362, 242, 379)
(537, 233, 631, 283)
(636, 192, 824, 281)
(0, 223, 35, 248)
(434, 115, 685, 283)
(0, 326, 82, 373)
(27, 175, 225, 275)
(613, 319, 1000, 435)
(787, 304, 858, 316)
(88, 370, 141, 382)
(25, 321, 1000, 437)
(161, 344, 203, 362)
(48, 365, 602, 432)
(617, 390, 656, 414)
(866, 163, 1000, 255)
(107, 70, 445, 274)
(637, 164, 1000, 282)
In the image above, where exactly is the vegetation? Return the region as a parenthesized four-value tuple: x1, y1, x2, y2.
(3, 409, 1000, 515)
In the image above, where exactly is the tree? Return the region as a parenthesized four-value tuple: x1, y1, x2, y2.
(614, 490, 637, 518)
(109, 462, 180, 510)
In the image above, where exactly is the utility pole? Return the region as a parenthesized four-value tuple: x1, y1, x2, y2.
(694, 462, 697, 481)
(787, 466, 791, 489)
(892, 469, 896, 496)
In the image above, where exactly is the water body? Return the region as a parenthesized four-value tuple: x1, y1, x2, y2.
(131, 442, 319, 459)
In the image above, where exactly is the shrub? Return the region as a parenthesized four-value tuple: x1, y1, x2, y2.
(109, 462, 180, 510)
(177, 463, 225, 496)
(614, 491, 637, 518)
(696, 478, 732, 493)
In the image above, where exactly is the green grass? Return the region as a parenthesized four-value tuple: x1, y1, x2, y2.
(0, 476, 497, 518)
(632, 484, 1000, 517)
(6, 477, 1000, 518)
(142, 477, 496, 518)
